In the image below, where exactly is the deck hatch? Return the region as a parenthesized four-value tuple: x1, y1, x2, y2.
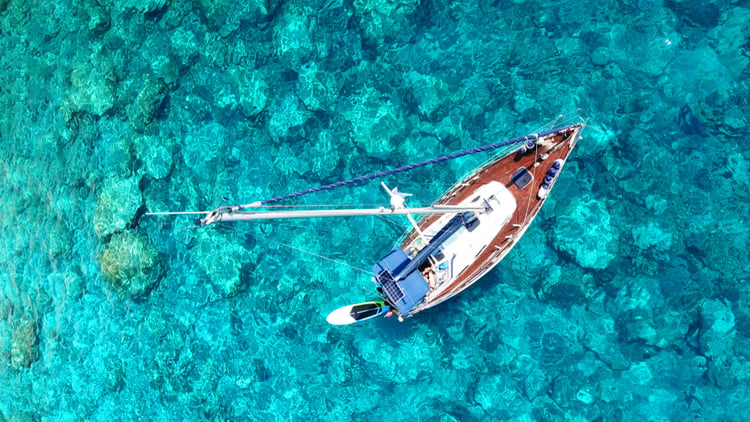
(512, 167, 533, 189)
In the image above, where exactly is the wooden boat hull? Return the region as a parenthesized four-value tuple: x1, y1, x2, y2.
(382, 123, 584, 317)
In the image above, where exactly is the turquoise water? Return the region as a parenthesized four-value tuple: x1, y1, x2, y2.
(1, 0, 748, 419)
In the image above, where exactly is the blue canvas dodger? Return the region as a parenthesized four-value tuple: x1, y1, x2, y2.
(372, 212, 476, 315)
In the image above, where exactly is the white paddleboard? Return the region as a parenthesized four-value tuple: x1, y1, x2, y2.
(326, 301, 390, 325)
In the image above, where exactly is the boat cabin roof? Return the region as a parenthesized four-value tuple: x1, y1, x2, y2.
(373, 212, 477, 315)
(373, 248, 429, 315)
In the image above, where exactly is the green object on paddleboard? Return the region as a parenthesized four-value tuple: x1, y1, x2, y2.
(326, 301, 390, 325)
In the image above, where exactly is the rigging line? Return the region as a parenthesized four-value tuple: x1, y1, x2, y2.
(257, 126, 569, 206)
(375, 214, 407, 236)
(247, 231, 373, 276)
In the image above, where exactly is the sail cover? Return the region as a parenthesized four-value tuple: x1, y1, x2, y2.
(372, 213, 474, 315)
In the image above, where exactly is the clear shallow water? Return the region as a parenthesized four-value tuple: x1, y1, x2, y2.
(1, 0, 748, 420)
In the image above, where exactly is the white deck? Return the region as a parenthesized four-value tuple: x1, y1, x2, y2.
(402, 181, 517, 300)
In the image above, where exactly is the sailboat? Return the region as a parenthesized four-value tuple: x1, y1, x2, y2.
(148, 121, 585, 324)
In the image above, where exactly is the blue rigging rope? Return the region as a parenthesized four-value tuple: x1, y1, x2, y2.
(259, 125, 576, 205)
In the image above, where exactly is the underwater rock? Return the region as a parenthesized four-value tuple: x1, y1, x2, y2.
(707, 7, 750, 80)
(61, 60, 116, 120)
(665, 0, 721, 28)
(93, 176, 143, 238)
(308, 130, 343, 180)
(511, 354, 547, 400)
(273, 4, 316, 67)
(274, 142, 311, 178)
(47, 271, 85, 301)
(129, 74, 169, 132)
(598, 377, 631, 404)
(297, 62, 339, 112)
(434, 111, 466, 143)
(10, 314, 39, 370)
(91, 117, 134, 177)
(590, 47, 614, 67)
(340, 86, 404, 160)
(229, 68, 269, 118)
(404, 71, 457, 120)
(182, 122, 226, 169)
(579, 314, 631, 371)
(652, 352, 707, 386)
(678, 104, 708, 137)
(702, 299, 735, 334)
(699, 299, 735, 359)
(100, 230, 162, 299)
(552, 196, 617, 270)
(169, 27, 200, 67)
(550, 374, 578, 408)
(708, 355, 750, 388)
(539, 263, 586, 305)
(620, 314, 658, 345)
(353, 0, 419, 41)
(60, 67, 115, 121)
(44, 219, 74, 260)
(622, 361, 653, 386)
(134, 136, 173, 180)
(613, 278, 665, 322)
(689, 89, 747, 140)
(195, 0, 272, 36)
(474, 374, 520, 415)
(541, 332, 571, 366)
(193, 230, 252, 297)
(104, 357, 126, 393)
(68, 110, 101, 147)
(652, 310, 690, 349)
(268, 95, 310, 140)
(632, 221, 673, 252)
(663, 47, 733, 107)
(575, 386, 595, 405)
(123, 0, 168, 14)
